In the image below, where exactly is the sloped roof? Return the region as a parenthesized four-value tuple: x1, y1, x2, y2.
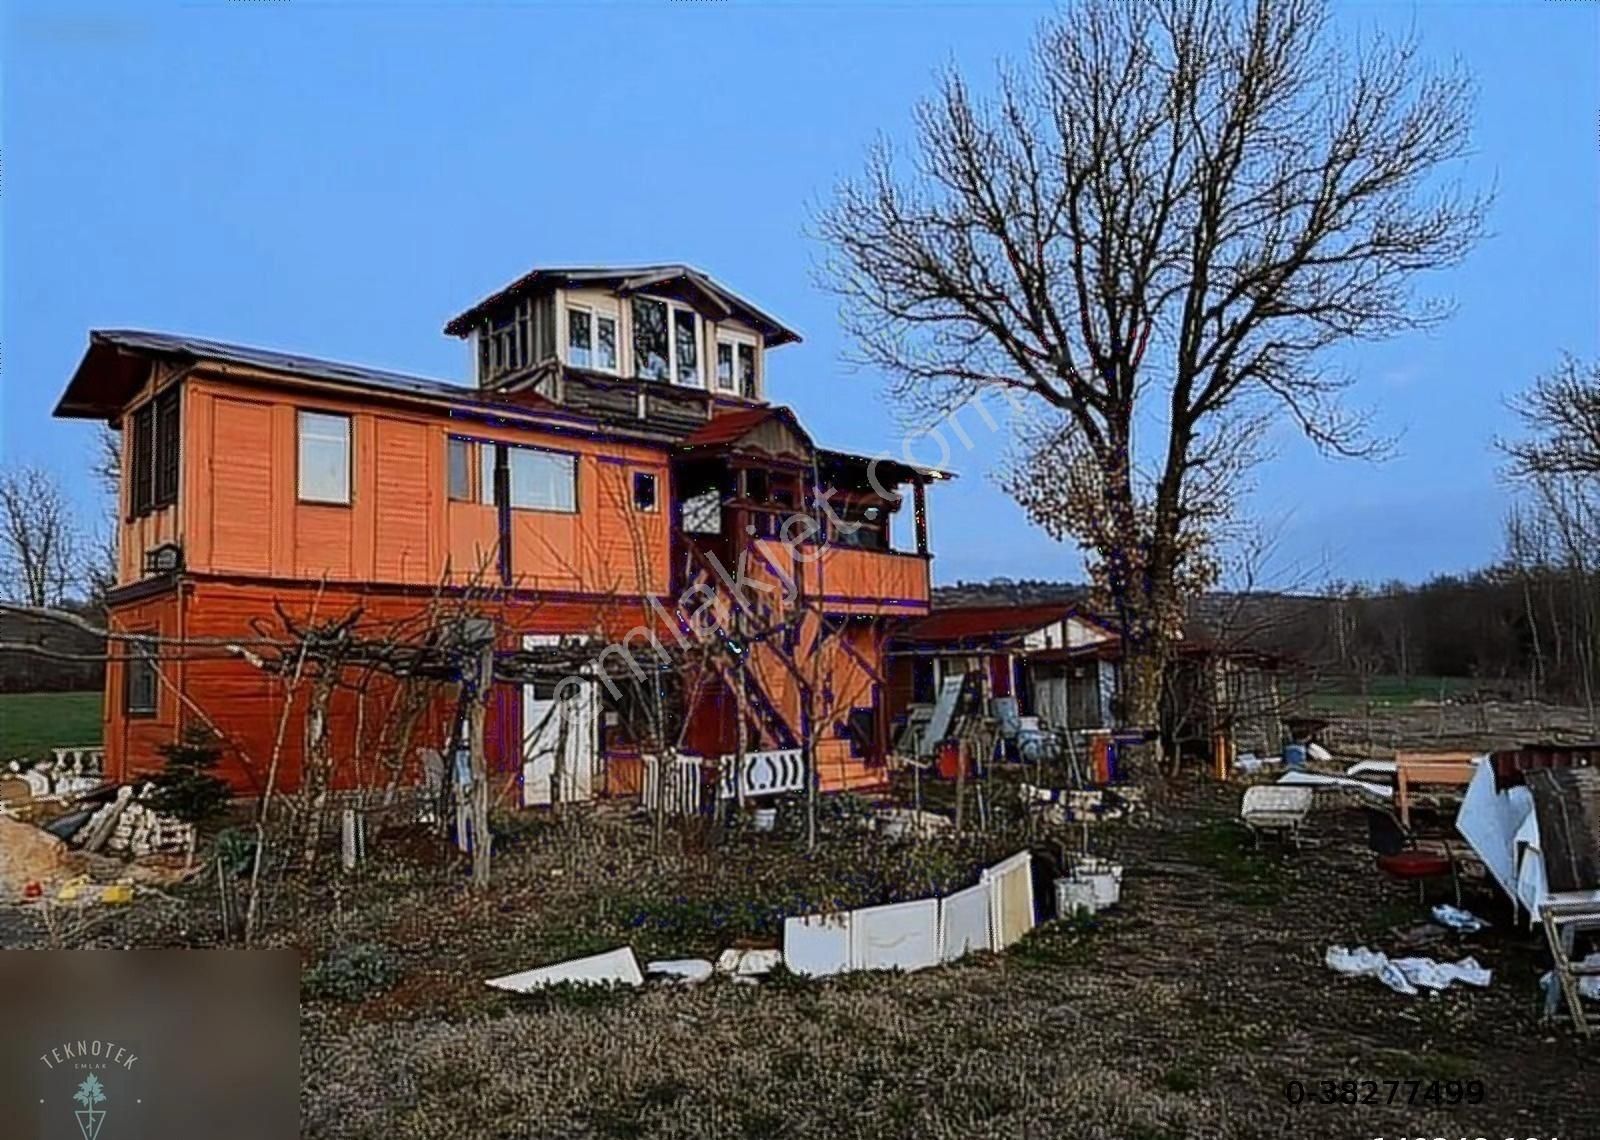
(681, 405, 810, 451)
(56, 329, 565, 422)
(443, 264, 802, 345)
(896, 602, 1099, 646)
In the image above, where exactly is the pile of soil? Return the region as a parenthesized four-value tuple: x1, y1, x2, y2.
(0, 814, 76, 900)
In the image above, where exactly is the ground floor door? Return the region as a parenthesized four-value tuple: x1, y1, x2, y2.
(521, 635, 599, 806)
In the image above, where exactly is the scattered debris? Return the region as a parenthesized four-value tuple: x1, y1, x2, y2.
(876, 808, 952, 840)
(1432, 904, 1488, 932)
(715, 948, 782, 977)
(1324, 944, 1492, 996)
(1542, 953, 1600, 1003)
(1240, 784, 1314, 847)
(485, 947, 644, 993)
(645, 958, 714, 986)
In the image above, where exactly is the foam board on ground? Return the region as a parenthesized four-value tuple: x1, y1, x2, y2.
(485, 947, 643, 992)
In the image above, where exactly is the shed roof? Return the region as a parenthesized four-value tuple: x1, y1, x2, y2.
(895, 602, 1100, 646)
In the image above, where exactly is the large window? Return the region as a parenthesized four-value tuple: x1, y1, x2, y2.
(716, 336, 758, 398)
(567, 305, 618, 373)
(507, 446, 576, 513)
(632, 297, 700, 385)
(128, 387, 181, 518)
(297, 411, 351, 504)
(123, 632, 158, 717)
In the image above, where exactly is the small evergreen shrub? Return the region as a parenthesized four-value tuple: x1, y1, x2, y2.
(145, 727, 232, 825)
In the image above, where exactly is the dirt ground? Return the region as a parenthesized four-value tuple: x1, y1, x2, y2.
(3, 770, 1594, 1140)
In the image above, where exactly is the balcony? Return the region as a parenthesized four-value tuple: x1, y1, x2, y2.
(790, 541, 931, 615)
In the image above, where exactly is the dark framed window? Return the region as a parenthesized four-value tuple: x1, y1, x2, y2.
(123, 632, 158, 717)
(130, 402, 155, 516)
(632, 471, 658, 512)
(844, 706, 878, 757)
(632, 297, 669, 381)
(447, 437, 474, 502)
(154, 388, 180, 506)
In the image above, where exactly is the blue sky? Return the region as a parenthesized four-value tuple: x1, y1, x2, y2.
(2, 0, 1596, 589)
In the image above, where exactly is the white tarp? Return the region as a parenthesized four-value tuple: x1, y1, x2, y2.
(782, 913, 853, 978)
(486, 947, 643, 992)
(1325, 945, 1492, 996)
(1454, 757, 1548, 923)
(850, 899, 940, 973)
(938, 881, 993, 962)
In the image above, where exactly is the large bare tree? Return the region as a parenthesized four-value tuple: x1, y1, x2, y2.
(818, 0, 1487, 753)
(0, 465, 83, 607)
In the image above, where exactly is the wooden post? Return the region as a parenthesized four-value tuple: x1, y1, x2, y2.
(913, 478, 929, 557)
(469, 640, 493, 889)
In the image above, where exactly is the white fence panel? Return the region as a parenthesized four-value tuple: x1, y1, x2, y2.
(938, 881, 994, 962)
(783, 912, 853, 978)
(718, 749, 805, 800)
(642, 755, 703, 816)
(983, 852, 1036, 950)
(849, 898, 940, 973)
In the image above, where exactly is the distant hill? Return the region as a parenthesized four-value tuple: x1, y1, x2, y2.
(0, 606, 105, 693)
(932, 578, 1092, 609)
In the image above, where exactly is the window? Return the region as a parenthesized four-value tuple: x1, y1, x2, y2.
(595, 313, 617, 371)
(674, 307, 700, 386)
(844, 706, 878, 757)
(716, 336, 758, 397)
(297, 411, 351, 504)
(480, 443, 498, 506)
(632, 297, 699, 385)
(738, 342, 758, 399)
(477, 296, 556, 385)
(447, 437, 474, 502)
(567, 305, 618, 373)
(632, 471, 658, 512)
(832, 501, 888, 551)
(154, 388, 180, 505)
(507, 446, 576, 513)
(127, 387, 182, 519)
(130, 402, 155, 516)
(567, 308, 592, 369)
(632, 298, 669, 381)
(123, 632, 158, 717)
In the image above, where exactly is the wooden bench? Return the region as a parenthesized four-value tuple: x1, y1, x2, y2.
(1394, 751, 1479, 828)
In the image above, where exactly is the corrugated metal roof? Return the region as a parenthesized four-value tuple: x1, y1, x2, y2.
(96, 329, 473, 399)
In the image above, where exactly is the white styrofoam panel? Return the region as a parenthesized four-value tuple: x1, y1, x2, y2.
(485, 947, 643, 992)
(783, 912, 853, 977)
(938, 881, 993, 962)
(849, 898, 940, 973)
(983, 851, 1035, 950)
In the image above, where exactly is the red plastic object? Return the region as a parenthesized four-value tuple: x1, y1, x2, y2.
(1376, 851, 1450, 879)
(23, 880, 42, 898)
(937, 740, 963, 780)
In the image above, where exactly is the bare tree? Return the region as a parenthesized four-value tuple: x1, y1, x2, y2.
(1501, 356, 1600, 728)
(0, 465, 84, 606)
(817, 0, 1487, 769)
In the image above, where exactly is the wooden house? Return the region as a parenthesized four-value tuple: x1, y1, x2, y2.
(53, 265, 943, 803)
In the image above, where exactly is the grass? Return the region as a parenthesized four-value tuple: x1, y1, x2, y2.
(1307, 674, 1478, 712)
(1174, 819, 1293, 907)
(0, 690, 101, 758)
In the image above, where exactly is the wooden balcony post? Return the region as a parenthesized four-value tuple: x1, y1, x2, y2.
(913, 478, 929, 557)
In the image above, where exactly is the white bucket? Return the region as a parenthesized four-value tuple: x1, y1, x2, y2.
(1055, 876, 1099, 917)
(752, 808, 777, 832)
(1075, 858, 1124, 908)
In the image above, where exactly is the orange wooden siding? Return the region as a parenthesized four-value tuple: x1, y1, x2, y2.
(176, 375, 670, 597)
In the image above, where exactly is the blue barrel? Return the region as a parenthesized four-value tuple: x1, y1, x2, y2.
(1283, 742, 1307, 768)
